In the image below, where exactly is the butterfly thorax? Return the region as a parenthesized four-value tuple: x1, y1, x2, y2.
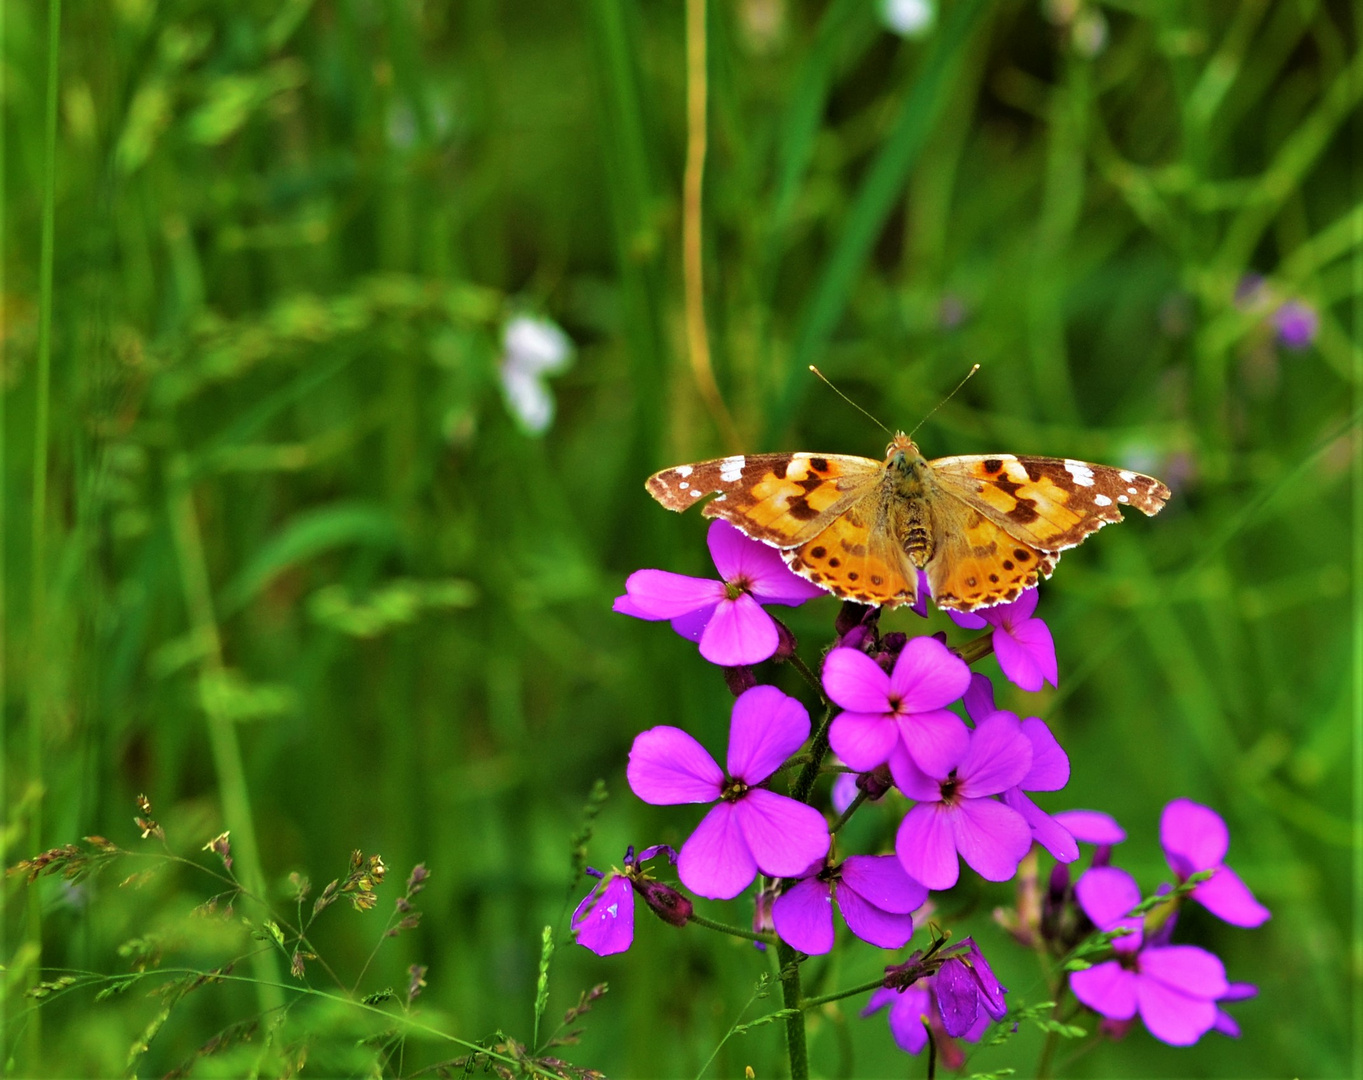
(884, 434, 936, 567)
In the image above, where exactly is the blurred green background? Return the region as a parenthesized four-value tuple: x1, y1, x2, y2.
(2, 0, 1358, 1076)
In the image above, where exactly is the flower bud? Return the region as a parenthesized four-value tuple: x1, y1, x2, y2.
(772, 617, 799, 660)
(835, 601, 879, 640)
(635, 879, 693, 928)
(723, 665, 757, 697)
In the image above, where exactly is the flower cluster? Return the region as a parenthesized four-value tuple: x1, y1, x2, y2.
(577, 518, 1266, 1065)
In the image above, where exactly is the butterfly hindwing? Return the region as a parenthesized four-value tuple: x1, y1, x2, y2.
(646, 452, 882, 548)
(783, 493, 919, 607)
(924, 495, 1057, 610)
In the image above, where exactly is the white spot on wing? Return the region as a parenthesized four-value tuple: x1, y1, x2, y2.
(690, 489, 703, 498)
(1119, 470, 1136, 482)
(1094, 493, 1112, 507)
(1117, 494, 1128, 503)
(719, 455, 746, 482)
(1064, 459, 1096, 487)
(678, 481, 689, 489)
(1127, 487, 1138, 495)
(675, 465, 693, 478)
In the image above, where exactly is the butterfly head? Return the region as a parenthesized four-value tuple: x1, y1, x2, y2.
(884, 433, 926, 472)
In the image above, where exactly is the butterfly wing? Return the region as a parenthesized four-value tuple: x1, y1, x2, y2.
(927, 455, 1169, 551)
(783, 492, 920, 607)
(646, 452, 883, 548)
(922, 454, 1168, 611)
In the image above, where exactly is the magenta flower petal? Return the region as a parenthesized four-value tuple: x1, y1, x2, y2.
(726, 685, 810, 782)
(1018, 717, 1068, 791)
(678, 803, 756, 899)
(837, 883, 916, 949)
(822, 647, 892, 713)
(1009, 588, 1039, 620)
(897, 802, 960, 890)
(838, 854, 927, 916)
(1054, 809, 1126, 845)
(571, 874, 635, 956)
(951, 797, 1032, 882)
(1160, 798, 1229, 874)
(736, 788, 830, 878)
(627, 726, 723, 804)
(698, 592, 779, 665)
(955, 713, 1033, 798)
(864, 985, 932, 1055)
(704, 519, 757, 581)
(829, 711, 900, 771)
(668, 604, 717, 642)
(962, 673, 996, 723)
(887, 743, 941, 802)
(771, 876, 835, 955)
(1192, 865, 1270, 927)
(1075, 866, 1143, 951)
(1141, 944, 1229, 999)
(1004, 788, 1079, 863)
(1070, 959, 1138, 1020)
(949, 608, 988, 630)
(616, 569, 725, 619)
(1135, 949, 1225, 1047)
(831, 771, 860, 815)
(997, 617, 1057, 690)
(935, 959, 982, 1037)
(890, 636, 972, 711)
(896, 709, 971, 777)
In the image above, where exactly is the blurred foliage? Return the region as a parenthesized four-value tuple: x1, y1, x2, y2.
(1, 0, 1358, 1076)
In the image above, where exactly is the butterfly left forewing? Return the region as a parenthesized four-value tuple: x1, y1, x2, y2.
(927, 454, 1170, 553)
(646, 452, 883, 548)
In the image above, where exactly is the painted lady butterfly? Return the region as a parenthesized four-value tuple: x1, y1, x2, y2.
(646, 433, 1169, 611)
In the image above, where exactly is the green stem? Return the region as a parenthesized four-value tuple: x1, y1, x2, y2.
(23, 0, 61, 1061)
(791, 705, 834, 804)
(685, 910, 774, 946)
(167, 460, 284, 1015)
(829, 790, 867, 835)
(784, 651, 826, 701)
(799, 974, 888, 1011)
(776, 940, 808, 1080)
(954, 632, 995, 666)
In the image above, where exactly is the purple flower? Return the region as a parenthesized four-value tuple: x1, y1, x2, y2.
(862, 980, 984, 1065)
(950, 588, 1057, 692)
(570, 844, 685, 956)
(962, 674, 1077, 863)
(933, 938, 1009, 1037)
(1054, 809, 1126, 846)
(891, 712, 1034, 890)
(823, 635, 971, 776)
(1214, 982, 1258, 1038)
(772, 855, 926, 955)
(1160, 799, 1269, 928)
(571, 870, 635, 956)
(614, 520, 824, 666)
(626, 685, 829, 899)
(1070, 864, 1230, 1046)
(1273, 300, 1318, 350)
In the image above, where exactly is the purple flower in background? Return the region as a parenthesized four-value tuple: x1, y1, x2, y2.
(772, 854, 926, 955)
(614, 520, 824, 666)
(1160, 799, 1270, 928)
(824, 636, 971, 776)
(571, 870, 635, 956)
(891, 712, 1033, 890)
(933, 938, 1009, 1037)
(862, 980, 984, 1065)
(1272, 300, 1318, 350)
(950, 588, 1057, 692)
(1075, 866, 1145, 952)
(627, 685, 829, 899)
(1054, 809, 1127, 846)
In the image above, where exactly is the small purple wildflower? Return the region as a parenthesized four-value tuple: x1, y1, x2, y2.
(823, 635, 971, 776)
(891, 712, 1034, 890)
(570, 844, 684, 956)
(772, 854, 926, 955)
(1272, 300, 1318, 350)
(933, 938, 1009, 1037)
(863, 979, 984, 1066)
(614, 520, 824, 666)
(1054, 809, 1126, 846)
(1160, 798, 1269, 928)
(626, 685, 829, 899)
(950, 588, 1057, 692)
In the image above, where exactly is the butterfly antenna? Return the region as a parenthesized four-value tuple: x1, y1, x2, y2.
(908, 364, 980, 438)
(808, 366, 894, 436)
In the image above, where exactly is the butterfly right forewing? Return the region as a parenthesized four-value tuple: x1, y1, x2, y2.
(646, 452, 883, 548)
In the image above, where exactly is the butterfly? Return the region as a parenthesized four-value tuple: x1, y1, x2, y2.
(645, 433, 1170, 612)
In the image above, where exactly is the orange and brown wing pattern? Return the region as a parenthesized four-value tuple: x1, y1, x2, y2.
(783, 495, 919, 607)
(645, 452, 882, 548)
(924, 497, 1057, 611)
(928, 454, 1170, 553)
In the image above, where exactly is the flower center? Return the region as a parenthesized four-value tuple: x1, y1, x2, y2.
(720, 777, 750, 803)
(939, 772, 961, 803)
(723, 576, 751, 601)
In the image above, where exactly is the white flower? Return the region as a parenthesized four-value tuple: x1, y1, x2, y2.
(880, 0, 934, 38)
(499, 315, 573, 435)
